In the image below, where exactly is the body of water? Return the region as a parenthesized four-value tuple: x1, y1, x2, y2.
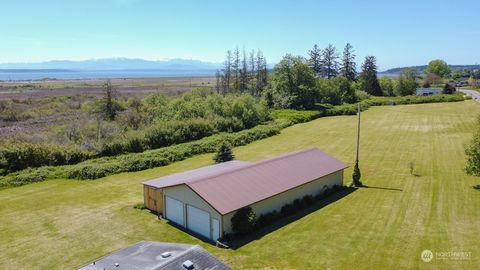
(0, 69, 216, 81)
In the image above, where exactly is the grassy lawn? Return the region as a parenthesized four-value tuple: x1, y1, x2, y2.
(1, 101, 479, 269)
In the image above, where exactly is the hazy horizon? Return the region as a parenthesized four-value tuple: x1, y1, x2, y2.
(1, 0, 479, 71)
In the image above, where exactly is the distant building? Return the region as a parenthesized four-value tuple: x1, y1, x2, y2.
(455, 76, 470, 87)
(77, 241, 231, 270)
(143, 148, 347, 241)
(416, 88, 442, 96)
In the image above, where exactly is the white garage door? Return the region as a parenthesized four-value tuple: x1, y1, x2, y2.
(165, 196, 184, 226)
(186, 205, 210, 239)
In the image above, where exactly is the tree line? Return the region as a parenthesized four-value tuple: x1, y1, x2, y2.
(215, 47, 268, 96)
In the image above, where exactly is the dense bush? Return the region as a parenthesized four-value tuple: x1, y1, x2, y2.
(145, 89, 270, 130)
(66, 122, 282, 180)
(145, 119, 216, 149)
(361, 93, 465, 107)
(0, 166, 62, 188)
(465, 127, 480, 176)
(317, 77, 357, 105)
(314, 103, 367, 116)
(270, 55, 318, 109)
(280, 202, 296, 216)
(256, 210, 281, 228)
(0, 142, 94, 175)
(133, 203, 147, 210)
(96, 91, 270, 157)
(243, 185, 347, 235)
(271, 109, 321, 124)
(0, 121, 283, 187)
(213, 141, 234, 163)
(231, 207, 257, 235)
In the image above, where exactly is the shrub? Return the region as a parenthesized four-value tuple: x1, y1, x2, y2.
(145, 119, 216, 149)
(321, 186, 333, 197)
(0, 142, 94, 175)
(66, 122, 281, 180)
(465, 132, 480, 176)
(280, 203, 296, 216)
(302, 194, 314, 205)
(100, 141, 125, 156)
(256, 211, 281, 227)
(271, 109, 321, 124)
(362, 93, 464, 107)
(124, 135, 144, 153)
(293, 198, 303, 210)
(133, 203, 147, 210)
(352, 160, 362, 186)
(231, 207, 257, 235)
(0, 166, 62, 188)
(443, 83, 456, 94)
(213, 141, 234, 163)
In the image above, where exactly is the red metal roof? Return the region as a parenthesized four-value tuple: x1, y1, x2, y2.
(143, 161, 252, 189)
(144, 148, 348, 215)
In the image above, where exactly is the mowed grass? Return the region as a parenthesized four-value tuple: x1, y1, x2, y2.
(1, 101, 479, 269)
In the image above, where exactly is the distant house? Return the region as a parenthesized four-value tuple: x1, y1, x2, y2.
(143, 148, 347, 241)
(77, 241, 231, 270)
(455, 76, 470, 87)
(416, 88, 442, 96)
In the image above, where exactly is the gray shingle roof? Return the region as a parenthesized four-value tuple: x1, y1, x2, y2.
(77, 241, 230, 270)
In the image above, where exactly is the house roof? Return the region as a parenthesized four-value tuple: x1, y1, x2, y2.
(143, 148, 348, 215)
(77, 241, 231, 270)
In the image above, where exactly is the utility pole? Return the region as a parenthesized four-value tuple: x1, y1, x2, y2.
(355, 102, 361, 162)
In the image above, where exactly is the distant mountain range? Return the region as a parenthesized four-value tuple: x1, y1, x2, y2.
(380, 65, 480, 75)
(0, 58, 222, 71)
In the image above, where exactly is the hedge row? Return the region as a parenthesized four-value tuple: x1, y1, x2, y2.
(272, 94, 466, 123)
(100, 119, 217, 156)
(67, 122, 282, 179)
(0, 121, 284, 187)
(270, 109, 322, 124)
(0, 142, 94, 175)
(0, 93, 468, 188)
(361, 93, 465, 107)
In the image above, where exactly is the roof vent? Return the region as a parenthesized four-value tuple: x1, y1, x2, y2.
(114, 263, 119, 267)
(182, 260, 194, 269)
(161, 252, 172, 258)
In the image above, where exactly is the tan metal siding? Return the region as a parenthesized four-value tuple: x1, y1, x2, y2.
(222, 170, 343, 234)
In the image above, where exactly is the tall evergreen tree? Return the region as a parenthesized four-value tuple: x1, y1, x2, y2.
(308, 44, 322, 76)
(213, 141, 234, 163)
(232, 47, 240, 91)
(248, 49, 256, 95)
(224, 50, 232, 93)
(361, 56, 382, 96)
(321, 44, 339, 78)
(240, 49, 248, 93)
(256, 50, 268, 95)
(215, 69, 221, 94)
(352, 160, 362, 186)
(340, 43, 357, 81)
(102, 80, 118, 120)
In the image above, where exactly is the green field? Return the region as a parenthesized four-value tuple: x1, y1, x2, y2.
(1, 101, 479, 269)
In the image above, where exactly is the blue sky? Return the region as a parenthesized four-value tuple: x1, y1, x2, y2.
(1, 0, 479, 70)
